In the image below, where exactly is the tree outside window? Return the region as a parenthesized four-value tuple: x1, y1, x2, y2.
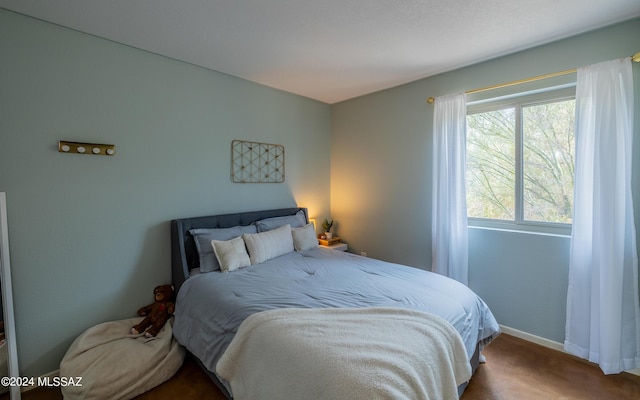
(466, 94, 575, 229)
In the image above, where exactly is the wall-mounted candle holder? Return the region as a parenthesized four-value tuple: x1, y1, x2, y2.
(58, 141, 115, 156)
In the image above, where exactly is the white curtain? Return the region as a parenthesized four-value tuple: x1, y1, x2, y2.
(432, 92, 468, 285)
(565, 58, 640, 374)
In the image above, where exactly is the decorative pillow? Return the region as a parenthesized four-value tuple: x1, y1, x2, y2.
(255, 210, 306, 232)
(190, 225, 257, 272)
(211, 236, 251, 272)
(243, 224, 294, 265)
(291, 223, 318, 252)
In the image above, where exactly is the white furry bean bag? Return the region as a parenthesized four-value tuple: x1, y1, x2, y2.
(60, 317, 185, 400)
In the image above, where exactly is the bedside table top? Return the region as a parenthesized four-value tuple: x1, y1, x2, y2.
(319, 242, 348, 252)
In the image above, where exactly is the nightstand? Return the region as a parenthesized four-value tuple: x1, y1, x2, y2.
(319, 242, 348, 252)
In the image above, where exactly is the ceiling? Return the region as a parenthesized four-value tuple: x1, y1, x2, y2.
(2, 1, 639, 104)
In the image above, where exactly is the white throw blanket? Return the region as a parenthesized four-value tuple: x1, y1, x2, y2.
(216, 307, 471, 400)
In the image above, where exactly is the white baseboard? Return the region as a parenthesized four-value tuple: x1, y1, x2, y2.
(499, 325, 564, 352)
(499, 324, 640, 376)
(20, 369, 59, 392)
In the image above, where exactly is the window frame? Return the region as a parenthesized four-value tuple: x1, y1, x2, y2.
(466, 85, 576, 236)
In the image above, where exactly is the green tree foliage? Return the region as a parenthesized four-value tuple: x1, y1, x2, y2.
(467, 108, 516, 220)
(466, 99, 575, 224)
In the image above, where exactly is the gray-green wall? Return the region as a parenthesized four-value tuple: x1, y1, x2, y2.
(0, 9, 331, 376)
(3, 6, 640, 378)
(331, 18, 640, 344)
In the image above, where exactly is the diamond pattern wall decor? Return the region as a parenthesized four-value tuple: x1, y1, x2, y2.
(231, 140, 285, 183)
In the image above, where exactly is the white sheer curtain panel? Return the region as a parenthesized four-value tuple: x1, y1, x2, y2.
(565, 58, 640, 374)
(431, 92, 468, 285)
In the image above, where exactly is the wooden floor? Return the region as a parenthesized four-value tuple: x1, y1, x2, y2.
(7, 333, 640, 400)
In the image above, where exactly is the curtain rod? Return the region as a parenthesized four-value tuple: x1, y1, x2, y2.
(426, 51, 640, 104)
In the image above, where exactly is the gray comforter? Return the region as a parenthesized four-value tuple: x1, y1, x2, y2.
(173, 248, 500, 384)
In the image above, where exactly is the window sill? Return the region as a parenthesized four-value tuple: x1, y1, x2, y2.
(468, 224, 571, 238)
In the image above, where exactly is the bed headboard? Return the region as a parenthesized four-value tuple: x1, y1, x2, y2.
(171, 207, 308, 293)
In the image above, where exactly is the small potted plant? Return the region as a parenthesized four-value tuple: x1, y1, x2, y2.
(323, 218, 334, 239)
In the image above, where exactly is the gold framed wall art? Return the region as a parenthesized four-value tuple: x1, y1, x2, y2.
(231, 140, 285, 183)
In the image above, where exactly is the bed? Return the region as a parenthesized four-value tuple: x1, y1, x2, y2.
(171, 207, 500, 399)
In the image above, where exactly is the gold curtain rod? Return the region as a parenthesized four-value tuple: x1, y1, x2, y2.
(426, 51, 640, 104)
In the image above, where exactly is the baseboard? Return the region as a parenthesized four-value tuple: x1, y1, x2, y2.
(20, 369, 59, 392)
(499, 324, 640, 376)
(499, 325, 564, 352)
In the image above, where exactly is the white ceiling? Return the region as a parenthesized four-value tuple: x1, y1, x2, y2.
(2, 0, 640, 104)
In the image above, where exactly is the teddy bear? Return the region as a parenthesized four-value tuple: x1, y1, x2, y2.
(131, 284, 175, 337)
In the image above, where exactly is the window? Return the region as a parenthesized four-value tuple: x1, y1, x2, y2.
(466, 88, 575, 233)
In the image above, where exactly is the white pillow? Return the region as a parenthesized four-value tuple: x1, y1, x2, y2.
(190, 225, 257, 272)
(211, 236, 251, 272)
(243, 224, 294, 265)
(291, 223, 318, 252)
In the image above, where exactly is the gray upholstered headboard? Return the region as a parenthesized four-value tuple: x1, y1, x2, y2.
(170, 207, 308, 293)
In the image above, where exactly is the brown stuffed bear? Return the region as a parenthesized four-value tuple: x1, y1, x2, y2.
(131, 284, 175, 337)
